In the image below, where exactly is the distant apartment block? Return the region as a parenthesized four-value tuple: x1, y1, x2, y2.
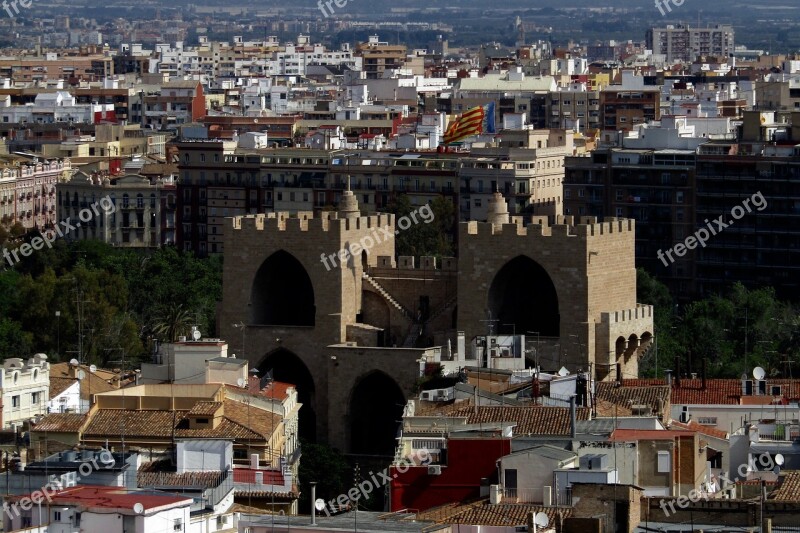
(646, 24, 735, 64)
(57, 170, 176, 248)
(1, 354, 50, 430)
(600, 88, 660, 131)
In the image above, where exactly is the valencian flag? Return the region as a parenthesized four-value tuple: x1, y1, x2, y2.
(443, 102, 496, 145)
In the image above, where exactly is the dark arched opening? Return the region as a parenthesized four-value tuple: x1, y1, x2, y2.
(488, 256, 560, 336)
(250, 250, 315, 326)
(259, 348, 317, 442)
(349, 371, 405, 456)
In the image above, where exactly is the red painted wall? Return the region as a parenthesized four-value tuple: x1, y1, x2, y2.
(390, 438, 511, 512)
(192, 84, 205, 122)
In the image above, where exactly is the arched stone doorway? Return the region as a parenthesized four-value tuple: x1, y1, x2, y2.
(348, 371, 405, 456)
(488, 255, 560, 336)
(250, 250, 315, 326)
(259, 348, 318, 442)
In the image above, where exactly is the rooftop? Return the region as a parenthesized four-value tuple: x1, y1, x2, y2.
(7, 485, 192, 514)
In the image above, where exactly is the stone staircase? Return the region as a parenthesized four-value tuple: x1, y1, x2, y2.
(362, 272, 413, 320)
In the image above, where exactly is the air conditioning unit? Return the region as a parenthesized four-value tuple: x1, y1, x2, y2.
(427, 465, 442, 476)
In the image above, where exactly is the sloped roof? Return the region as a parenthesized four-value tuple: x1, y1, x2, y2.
(81, 399, 281, 442)
(770, 471, 800, 501)
(417, 498, 571, 527)
(415, 400, 589, 436)
(49, 377, 78, 398)
(620, 378, 800, 405)
(33, 413, 88, 433)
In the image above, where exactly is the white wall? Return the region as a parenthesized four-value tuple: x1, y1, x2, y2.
(47, 380, 81, 414)
(178, 440, 232, 473)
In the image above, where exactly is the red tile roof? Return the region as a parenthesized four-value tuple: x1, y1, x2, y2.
(33, 413, 88, 433)
(49, 377, 78, 398)
(7, 485, 191, 512)
(416, 401, 589, 436)
(620, 378, 800, 405)
(417, 499, 571, 527)
(771, 471, 800, 501)
(669, 420, 729, 440)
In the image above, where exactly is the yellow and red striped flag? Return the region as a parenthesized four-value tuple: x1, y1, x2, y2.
(443, 102, 496, 145)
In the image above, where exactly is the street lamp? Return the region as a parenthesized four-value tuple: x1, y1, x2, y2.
(55, 311, 60, 360)
(232, 322, 246, 360)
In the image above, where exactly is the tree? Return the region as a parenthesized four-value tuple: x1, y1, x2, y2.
(297, 440, 350, 513)
(381, 195, 456, 259)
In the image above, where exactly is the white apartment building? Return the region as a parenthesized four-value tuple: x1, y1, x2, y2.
(647, 24, 735, 63)
(1, 354, 50, 430)
(0, 91, 115, 124)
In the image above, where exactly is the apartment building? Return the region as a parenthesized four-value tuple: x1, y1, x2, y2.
(461, 129, 573, 219)
(142, 80, 205, 130)
(646, 24, 735, 64)
(0, 52, 113, 83)
(755, 79, 800, 112)
(0, 354, 50, 430)
(57, 170, 176, 248)
(0, 156, 69, 230)
(175, 141, 460, 255)
(545, 84, 601, 131)
(600, 88, 660, 131)
(356, 36, 408, 79)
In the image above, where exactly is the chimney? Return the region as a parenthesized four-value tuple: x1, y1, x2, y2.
(569, 394, 577, 439)
(664, 369, 673, 388)
(702, 358, 708, 390)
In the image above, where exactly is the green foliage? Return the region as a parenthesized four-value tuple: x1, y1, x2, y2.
(0, 242, 222, 367)
(297, 440, 351, 512)
(381, 195, 456, 258)
(636, 270, 800, 379)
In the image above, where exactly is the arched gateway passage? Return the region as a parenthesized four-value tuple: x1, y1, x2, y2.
(250, 250, 315, 326)
(349, 371, 405, 456)
(488, 255, 560, 337)
(259, 348, 317, 442)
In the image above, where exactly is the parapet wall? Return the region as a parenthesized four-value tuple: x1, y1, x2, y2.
(461, 216, 635, 239)
(230, 211, 395, 235)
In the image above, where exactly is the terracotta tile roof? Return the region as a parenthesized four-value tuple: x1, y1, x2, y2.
(49, 377, 78, 398)
(669, 420, 729, 440)
(595, 382, 670, 418)
(771, 471, 800, 501)
(7, 484, 192, 511)
(415, 401, 589, 436)
(82, 399, 281, 442)
(417, 499, 571, 527)
(610, 429, 695, 442)
(188, 401, 223, 416)
(620, 378, 800, 405)
(234, 490, 298, 500)
(49, 362, 117, 400)
(33, 413, 88, 433)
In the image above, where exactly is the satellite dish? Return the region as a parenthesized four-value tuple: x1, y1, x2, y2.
(775, 453, 785, 466)
(314, 498, 326, 511)
(237, 378, 246, 388)
(89, 365, 97, 374)
(133, 503, 144, 515)
(558, 367, 570, 377)
(69, 358, 79, 366)
(192, 329, 202, 341)
(76, 370, 86, 381)
(534, 512, 549, 528)
(753, 367, 766, 380)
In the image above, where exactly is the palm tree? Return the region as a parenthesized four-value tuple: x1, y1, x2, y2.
(151, 304, 193, 342)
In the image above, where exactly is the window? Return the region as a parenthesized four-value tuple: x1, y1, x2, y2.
(196, 418, 209, 424)
(31, 392, 39, 404)
(173, 518, 183, 531)
(657, 450, 671, 473)
(54, 511, 62, 521)
(11, 395, 19, 408)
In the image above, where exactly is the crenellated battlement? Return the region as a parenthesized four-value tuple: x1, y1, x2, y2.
(230, 211, 395, 234)
(600, 304, 654, 325)
(461, 216, 635, 239)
